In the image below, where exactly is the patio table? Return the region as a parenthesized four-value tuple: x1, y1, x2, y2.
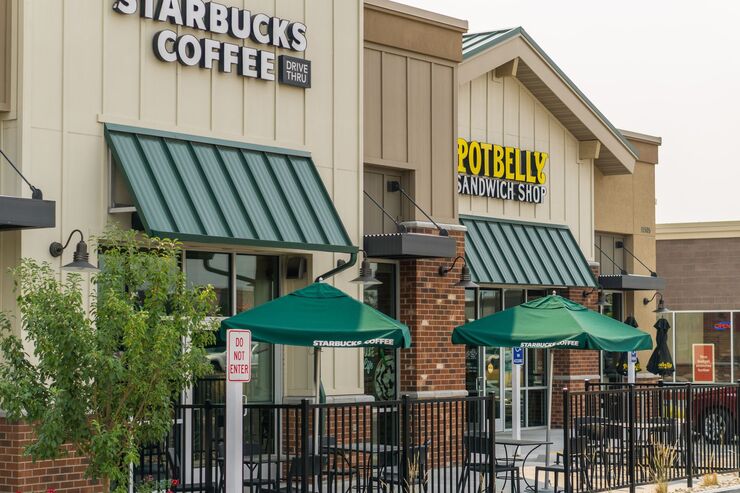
(495, 438, 553, 490)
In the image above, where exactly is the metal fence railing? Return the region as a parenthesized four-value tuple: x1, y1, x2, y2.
(563, 382, 740, 493)
(136, 395, 500, 493)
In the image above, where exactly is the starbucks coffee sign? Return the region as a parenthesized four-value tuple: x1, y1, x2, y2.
(113, 0, 311, 88)
(457, 138, 548, 204)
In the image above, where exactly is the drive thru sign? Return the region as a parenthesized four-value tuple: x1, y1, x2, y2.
(227, 329, 252, 382)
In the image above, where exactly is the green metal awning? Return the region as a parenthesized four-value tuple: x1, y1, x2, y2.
(461, 215, 597, 288)
(105, 124, 355, 253)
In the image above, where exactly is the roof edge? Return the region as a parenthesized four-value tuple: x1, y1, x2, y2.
(619, 129, 662, 145)
(657, 221, 740, 240)
(364, 0, 468, 32)
(462, 28, 639, 163)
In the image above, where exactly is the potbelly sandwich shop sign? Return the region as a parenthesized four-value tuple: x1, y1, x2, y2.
(113, 0, 311, 88)
(457, 139, 548, 204)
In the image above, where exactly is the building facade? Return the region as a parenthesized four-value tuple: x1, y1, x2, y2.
(0, 0, 664, 490)
(657, 221, 740, 383)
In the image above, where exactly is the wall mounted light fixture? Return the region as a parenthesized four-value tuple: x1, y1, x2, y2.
(643, 292, 669, 313)
(349, 250, 382, 287)
(438, 256, 478, 288)
(49, 229, 98, 272)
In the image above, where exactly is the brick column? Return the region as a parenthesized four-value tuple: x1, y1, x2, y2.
(550, 263, 602, 427)
(0, 417, 103, 493)
(398, 228, 467, 397)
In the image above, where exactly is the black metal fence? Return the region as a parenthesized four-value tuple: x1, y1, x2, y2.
(135, 395, 500, 493)
(563, 382, 740, 493)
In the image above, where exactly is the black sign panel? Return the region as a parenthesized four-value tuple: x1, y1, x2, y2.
(279, 55, 311, 89)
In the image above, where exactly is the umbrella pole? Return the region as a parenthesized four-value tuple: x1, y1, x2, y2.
(314, 347, 321, 454)
(544, 349, 554, 489)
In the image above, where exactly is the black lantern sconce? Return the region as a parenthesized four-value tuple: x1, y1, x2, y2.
(582, 287, 608, 307)
(49, 229, 98, 272)
(438, 256, 478, 289)
(643, 292, 669, 313)
(350, 250, 382, 287)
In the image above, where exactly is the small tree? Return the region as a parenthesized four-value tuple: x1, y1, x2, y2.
(0, 229, 218, 492)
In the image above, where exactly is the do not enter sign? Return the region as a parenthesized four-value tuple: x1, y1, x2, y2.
(227, 329, 252, 382)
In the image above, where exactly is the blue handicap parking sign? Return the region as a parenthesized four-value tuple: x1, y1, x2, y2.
(513, 347, 524, 365)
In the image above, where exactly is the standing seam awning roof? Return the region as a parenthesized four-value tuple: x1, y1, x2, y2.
(105, 124, 356, 253)
(461, 215, 597, 288)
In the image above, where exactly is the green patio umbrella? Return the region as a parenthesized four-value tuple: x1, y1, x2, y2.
(452, 295, 652, 351)
(451, 294, 652, 475)
(221, 282, 411, 404)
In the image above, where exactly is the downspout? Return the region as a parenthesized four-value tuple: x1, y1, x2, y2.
(314, 251, 358, 283)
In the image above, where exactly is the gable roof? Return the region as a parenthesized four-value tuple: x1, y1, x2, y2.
(461, 27, 638, 175)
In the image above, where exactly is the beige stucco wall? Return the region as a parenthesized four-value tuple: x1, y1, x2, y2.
(458, 72, 595, 261)
(5, 0, 364, 398)
(594, 135, 661, 369)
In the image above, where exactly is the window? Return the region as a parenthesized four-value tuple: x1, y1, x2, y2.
(363, 262, 398, 400)
(186, 252, 279, 404)
(673, 312, 731, 383)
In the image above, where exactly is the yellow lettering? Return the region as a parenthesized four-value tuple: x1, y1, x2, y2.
(493, 145, 505, 178)
(505, 147, 515, 180)
(525, 151, 536, 183)
(535, 152, 548, 185)
(514, 149, 525, 182)
(469, 141, 482, 175)
(481, 143, 492, 177)
(457, 138, 469, 173)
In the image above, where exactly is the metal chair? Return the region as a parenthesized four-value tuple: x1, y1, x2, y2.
(535, 437, 591, 493)
(457, 435, 520, 493)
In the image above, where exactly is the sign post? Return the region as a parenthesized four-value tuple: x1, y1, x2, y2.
(512, 347, 524, 440)
(226, 329, 252, 493)
(627, 351, 637, 384)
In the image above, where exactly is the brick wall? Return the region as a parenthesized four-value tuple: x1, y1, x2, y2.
(657, 237, 740, 311)
(0, 418, 102, 493)
(550, 266, 602, 427)
(398, 228, 467, 394)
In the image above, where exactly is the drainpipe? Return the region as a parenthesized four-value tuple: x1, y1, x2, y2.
(314, 251, 358, 282)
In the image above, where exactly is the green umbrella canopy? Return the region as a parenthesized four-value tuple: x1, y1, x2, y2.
(452, 295, 652, 352)
(220, 282, 411, 349)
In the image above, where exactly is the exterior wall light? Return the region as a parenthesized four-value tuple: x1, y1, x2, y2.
(438, 256, 478, 288)
(643, 292, 669, 313)
(350, 250, 382, 287)
(49, 229, 98, 272)
(582, 288, 609, 307)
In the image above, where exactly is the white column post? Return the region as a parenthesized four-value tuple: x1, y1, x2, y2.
(226, 379, 244, 492)
(627, 351, 636, 384)
(512, 351, 522, 440)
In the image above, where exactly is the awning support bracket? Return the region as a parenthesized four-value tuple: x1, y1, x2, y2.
(387, 181, 448, 236)
(616, 241, 658, 277)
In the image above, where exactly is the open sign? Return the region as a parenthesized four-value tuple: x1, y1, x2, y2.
(227, 330, 252, 382)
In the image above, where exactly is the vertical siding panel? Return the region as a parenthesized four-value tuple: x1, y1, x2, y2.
(381, 52, 407, 163)
(30, 0, 63, 130)
(457, 80, 472, 215)
(243, 0, 276, 140)
(486, 74, 504, 217)
(275, 0, 305, 145)
(408, 58, 431, 217)
(519, 86, 535, 219)
(65, 0, 102, 135)
(364, 48, 382, 160)
(305, 0, 334, 170)
(469, 73, 487, 214)
(502, 76, 519, 218)
(140, 17, 177, 126)
(104, 2, 140, 119)
(534, 102, 550, 221)
(431, 64, 454, 221)
(564, 134, 579, 239)
(548, 119, 565, 221)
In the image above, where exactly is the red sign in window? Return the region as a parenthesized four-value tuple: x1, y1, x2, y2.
(692, 344, 715, 383)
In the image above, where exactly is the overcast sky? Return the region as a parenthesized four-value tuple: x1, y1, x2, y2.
(401, 0, 740, 224)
